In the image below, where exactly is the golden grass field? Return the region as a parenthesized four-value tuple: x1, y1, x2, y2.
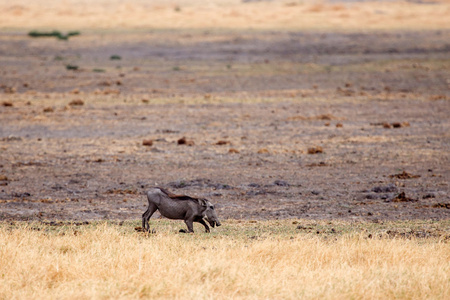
(1, 0, 450, 31)
(1, 220, 449, 299)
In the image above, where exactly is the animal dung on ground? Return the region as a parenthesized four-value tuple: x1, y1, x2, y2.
(99, 81, 112, 86)
(228, 148, 240, 154)
(257, 148, 270, 154)
(142, 139, 153, 146)
(274, 180, 289, 187)
(371, 122, 410, 129)
(432, 203, 450, 209)
(2, 101, 13, 107)
(306, 161, 328, 167)
(215, 140, 230, 145)
(287, 114, 338, 121)
(107, 187, 138, 195)
(429, 94, 448, 101)
(336, 123, 343, 128)
(336, 87, 355, 96)
(69, 99, 84, 106)
(390, 192, 417, 202)
(389, 171, 420, 179)
(86, 158, 104, 163)
(392, 122, 410, 128)
(43, 107, 54, 113)
(307, 146, 323, 154)
(177, 137, 195, 146)
(372, 184, 398, 193)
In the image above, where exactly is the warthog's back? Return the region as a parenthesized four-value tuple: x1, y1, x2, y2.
(150, 187, 197, 201)
(147, 187, 200, 219)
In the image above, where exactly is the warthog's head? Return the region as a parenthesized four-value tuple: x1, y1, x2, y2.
(201, 199, 221, 228)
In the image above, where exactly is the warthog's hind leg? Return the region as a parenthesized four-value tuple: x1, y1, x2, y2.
(142, 203, 157, 232)
(183, 218, 195, 233)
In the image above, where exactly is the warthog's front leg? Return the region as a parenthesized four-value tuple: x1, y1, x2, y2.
(195, 217, 210, 233)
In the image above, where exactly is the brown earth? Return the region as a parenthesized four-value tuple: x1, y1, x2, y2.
(0, 23, 449, 222)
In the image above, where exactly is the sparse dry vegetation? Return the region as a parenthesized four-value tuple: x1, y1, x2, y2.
(0, 220, 449, 299)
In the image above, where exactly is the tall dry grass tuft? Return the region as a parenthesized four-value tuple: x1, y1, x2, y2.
(0, 220, 449, 299)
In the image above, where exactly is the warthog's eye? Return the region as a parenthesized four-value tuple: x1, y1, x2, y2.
(210, 206, 214, 210)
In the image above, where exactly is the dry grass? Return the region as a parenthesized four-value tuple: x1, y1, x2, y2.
(1, 0, 449, 31)
(1, 220, 449, 299)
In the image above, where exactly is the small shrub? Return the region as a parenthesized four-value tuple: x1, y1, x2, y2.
(110, 55, 122, 60)
(28, 30, 80, 41)
(66, 64, 79, 71)
(67, 31, 80, 37)
(28, 30, 60, 38)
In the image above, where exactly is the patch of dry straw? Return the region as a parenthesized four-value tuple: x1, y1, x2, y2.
(0, 221, 449, 299)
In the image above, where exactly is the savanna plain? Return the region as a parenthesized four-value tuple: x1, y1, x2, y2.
(1, 0, 449, 299)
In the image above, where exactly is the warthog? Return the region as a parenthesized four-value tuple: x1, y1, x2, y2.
(142, 187, 221, 233)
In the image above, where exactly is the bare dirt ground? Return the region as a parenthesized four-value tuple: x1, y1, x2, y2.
(0, 1, 449, 222)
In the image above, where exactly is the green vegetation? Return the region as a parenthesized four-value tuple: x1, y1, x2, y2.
(65, 64, 79, 70)
(28, 30, 80, 40)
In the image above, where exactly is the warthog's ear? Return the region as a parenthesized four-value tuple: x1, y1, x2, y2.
(198, 198, 208, 207)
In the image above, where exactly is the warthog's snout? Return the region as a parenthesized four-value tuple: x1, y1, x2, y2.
(205, 204, 221, 228)
(206, 218, 221, 228)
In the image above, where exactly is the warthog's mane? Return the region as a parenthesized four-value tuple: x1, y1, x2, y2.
(158, 187, 200, 203)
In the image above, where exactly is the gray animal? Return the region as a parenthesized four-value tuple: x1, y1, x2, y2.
(142, 187, 221, 233)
